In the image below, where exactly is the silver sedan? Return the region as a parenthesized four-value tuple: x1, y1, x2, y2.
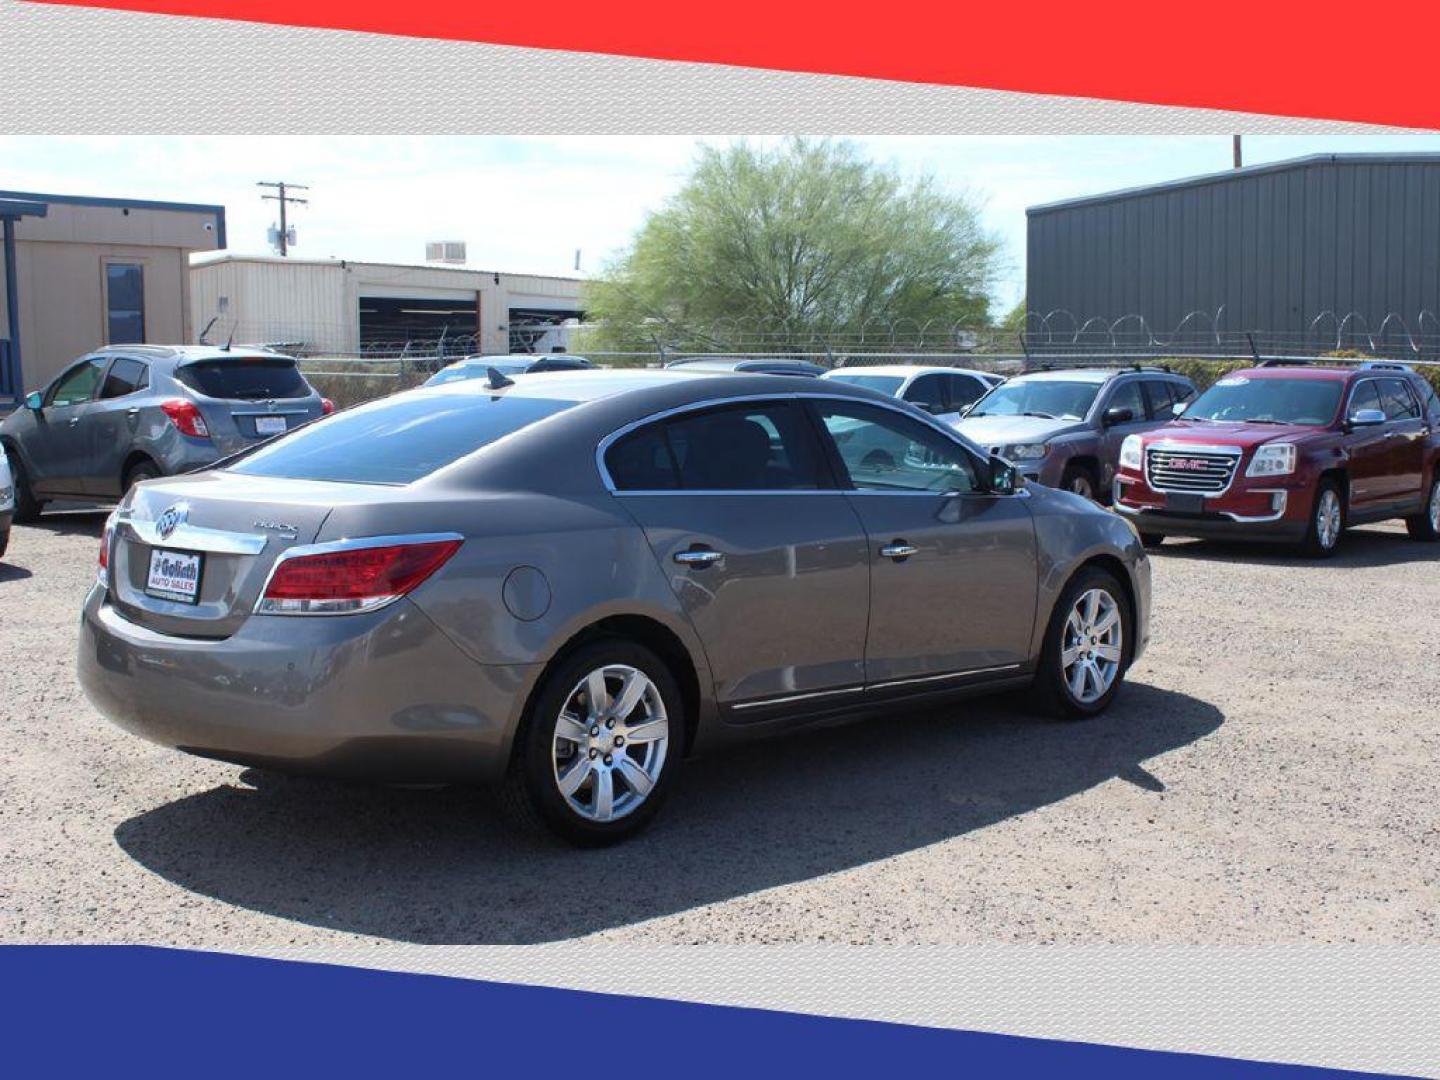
(78, 370, 1150, 844)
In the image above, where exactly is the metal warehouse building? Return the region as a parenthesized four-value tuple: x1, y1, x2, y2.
(189, 254, 583, 356)
(1025, 153, 1440, 344)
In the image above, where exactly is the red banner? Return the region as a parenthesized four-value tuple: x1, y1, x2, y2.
(24, 0, 1440, 128)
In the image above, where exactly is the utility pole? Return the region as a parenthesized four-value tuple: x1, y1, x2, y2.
(1232, 135, 1243, 169)
(257, 181, 308, 256)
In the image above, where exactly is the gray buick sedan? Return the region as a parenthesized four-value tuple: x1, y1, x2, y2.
(79, 370, 1150, 844)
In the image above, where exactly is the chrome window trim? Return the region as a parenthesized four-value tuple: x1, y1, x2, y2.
(253, 531, 465, 616)
(594, 391, 994, 497)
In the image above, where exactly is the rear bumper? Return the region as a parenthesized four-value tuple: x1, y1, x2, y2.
(78, 586, 539, 784)
(1113, 473, 1309, 542)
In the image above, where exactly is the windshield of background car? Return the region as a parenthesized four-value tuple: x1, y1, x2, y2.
(1184, 376, 1343, 426)
(824, 373, 905, 396)
(228, 392, 574, 484)
(969, 379, 1100, 421)
(175, 358, 311, 400)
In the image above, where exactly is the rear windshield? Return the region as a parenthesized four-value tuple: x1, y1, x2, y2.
(175, 358, 311, 400)
(1184, 376, 1343, 426)
(228, 391, 574, 485)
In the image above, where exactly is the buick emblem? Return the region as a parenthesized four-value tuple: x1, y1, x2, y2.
(155, 503, 189, 540)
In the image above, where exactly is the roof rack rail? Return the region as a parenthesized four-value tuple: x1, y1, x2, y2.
(1358, 360, 1412, 371)
(1122, 363, 1174, 374)
(1258, 358, 1313, 368)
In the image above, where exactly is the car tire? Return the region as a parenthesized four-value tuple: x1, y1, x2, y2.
(1139, 532, 1166, 548)
(1299, 480, 1345, 558)
(7, 454, 44, 524)
(1031, 564, 1133, 721)
(1060, 463, 1099, 502)
(498, 639, 682, 846)
(123, 459, 161, 493)
(0, 526, 8, 560)
(1404, 474, 1440, 542)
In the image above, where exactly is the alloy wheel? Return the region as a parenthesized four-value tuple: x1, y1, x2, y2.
(1430, 481, 1440, 533)
(1316, 488, 1342, 550)
(551, 664, 669, 823)
(1069, 475, 1095, 500)
(1060, 588, 1123, 705)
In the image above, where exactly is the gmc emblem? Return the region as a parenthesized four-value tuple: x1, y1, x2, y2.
(1168, 458, 1210, 471)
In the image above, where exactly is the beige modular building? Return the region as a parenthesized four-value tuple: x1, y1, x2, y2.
(189, 254, 584, 357)
(0, 190, 225, 404)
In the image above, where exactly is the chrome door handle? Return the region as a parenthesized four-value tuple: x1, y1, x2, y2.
(674, 548, 723, 567)
(880, 541, 919, 560)
(68, 417, 81, 426)
(126, 407, 141, 416)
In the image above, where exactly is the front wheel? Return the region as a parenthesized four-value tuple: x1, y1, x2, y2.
(1060, 463, 1098, 502)
(7, 454, 44, 523)
(1405, 475, 1440, 542)
(1031, 566, 1133, 720)
(1299, 481, 1344, 558)
(499, 640, 681, 845)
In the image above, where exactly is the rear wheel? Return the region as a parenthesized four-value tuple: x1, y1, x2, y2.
(499, 639, 680, 845)
(1405, 475, 1440, 542)
(7, 454, 44, 523)
(1031, 566, 1133, 720)
(1060, 463, 1099, 501)
(123, 459, 161, 494)
(1299, 481, 1344, 558)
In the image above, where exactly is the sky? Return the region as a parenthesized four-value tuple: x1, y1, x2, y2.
(4, 133, 1440, 314)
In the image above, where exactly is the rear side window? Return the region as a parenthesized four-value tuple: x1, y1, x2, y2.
(230, 393, 574, 485)
(1413, 377, 1440, 423)
(605, 402, 829, 492)
(1144, 380, 1175, 417)
(902, 374, 946, 413)
(100, 357, 148, 399)
(175, 357, 311, 400)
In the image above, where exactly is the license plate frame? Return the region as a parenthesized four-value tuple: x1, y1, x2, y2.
(254, 415, 288, 436)
(145, 548, 204, 605)
(1165, 492, 1206, 515)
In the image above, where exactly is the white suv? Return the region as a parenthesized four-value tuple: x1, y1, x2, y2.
(821, 365, 1003, 425)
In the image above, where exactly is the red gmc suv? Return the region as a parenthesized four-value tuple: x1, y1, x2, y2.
(1113, 362, 1440, 557)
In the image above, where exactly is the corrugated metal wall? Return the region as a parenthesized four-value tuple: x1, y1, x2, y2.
(1025, 156, 1440, 337)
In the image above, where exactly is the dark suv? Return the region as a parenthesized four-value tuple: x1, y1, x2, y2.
(1113, 362, 1440, 556)
(955, 367, 1197, 500)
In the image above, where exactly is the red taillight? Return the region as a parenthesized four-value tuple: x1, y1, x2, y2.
(98, 515, 115, 581)
(321, 397, 336, 415)
(258, 539, 462, 615)
(160, 399, 211, 438)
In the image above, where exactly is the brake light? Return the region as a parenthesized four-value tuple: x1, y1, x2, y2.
(97, 514, 115, 583)
(321, 398, 335, 415)
(257, 538, 462, 615)
(160, 399, 211, 438)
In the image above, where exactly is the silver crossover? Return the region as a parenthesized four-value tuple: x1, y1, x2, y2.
(79, 370, 1150, 844)
(0, 345, 329, 521)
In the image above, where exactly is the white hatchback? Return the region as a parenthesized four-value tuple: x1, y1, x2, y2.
(820, 365, 1003, 425)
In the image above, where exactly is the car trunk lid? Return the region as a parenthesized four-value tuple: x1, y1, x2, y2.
(107, 471, 373, 639)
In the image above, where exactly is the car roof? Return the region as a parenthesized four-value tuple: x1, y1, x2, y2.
(95, 344, 296, 366)
(1221, 366, 1355, 382)
(823, 365, 996, 379)
(412, 365, 859, 404)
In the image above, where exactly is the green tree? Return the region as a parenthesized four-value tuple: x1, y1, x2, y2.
(583, 139, 1002, 351)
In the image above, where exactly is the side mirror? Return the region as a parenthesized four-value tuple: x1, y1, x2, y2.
(1103, 406, 1134, 426)
(24, 391, 42, 412)
(1348, 408, 1386, 429)
(1171, 400, 1189, 417)
(987, 454, 1020, 495)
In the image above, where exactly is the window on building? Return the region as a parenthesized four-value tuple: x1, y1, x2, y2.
(105, 263, 146, 344)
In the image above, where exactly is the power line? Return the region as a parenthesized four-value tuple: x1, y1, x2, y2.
(257, 180, 309, 256)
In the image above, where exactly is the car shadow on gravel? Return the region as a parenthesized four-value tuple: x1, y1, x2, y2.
(1154, 525, 1439, 569)
(113, 682, 1222, 944)
(21, 508, 110, 537)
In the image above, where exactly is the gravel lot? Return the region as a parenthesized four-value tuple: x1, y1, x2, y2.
(1, 510, 1436, 946)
